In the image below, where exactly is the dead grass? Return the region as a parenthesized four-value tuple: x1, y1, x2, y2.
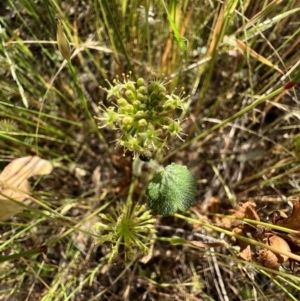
(1, 0, 300, 300)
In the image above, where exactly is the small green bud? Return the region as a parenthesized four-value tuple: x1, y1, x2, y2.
(125, 89, 135, 100)
(137, 93, 146, 101)
(122, 116, 134, 125)
(133, 100, 141, 107)
(136, 110, 145, 117)
(148, 82, 160, 93)
(124, 104, 134, 113)
(137, 78, 145, 87)
(138, 119, 147, 127)
(158, 86, 166, 94)
(158, 92, 166, 100)
(138, 86, 148, 95)
(125, 82, 136, 92)
(117, 98, 128, 107)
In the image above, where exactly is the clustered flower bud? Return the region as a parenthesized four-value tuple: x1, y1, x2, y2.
(96, 74, 188, 157)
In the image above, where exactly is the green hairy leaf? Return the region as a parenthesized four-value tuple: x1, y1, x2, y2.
(146, 163, 197, 216)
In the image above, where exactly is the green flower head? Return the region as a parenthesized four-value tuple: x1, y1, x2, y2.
(96, 73, 189, 157)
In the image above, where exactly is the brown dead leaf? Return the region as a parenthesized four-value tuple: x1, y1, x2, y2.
(258, 234, 291, 270)
(239, 245, 252, 262)
(258, 249, 281, 270)
(277, 232, 300, 255)
(269, 200, 300, 256)
(264, 234, 291, 264)
(219, 201, 260, 230)
(219, 216, 233, 229)
(268, 210, 288, 225)
(233, 201, 260, 221)
(207, 197, 220, 214)
(273, 199, 300, 231)
(233, 228, 248, 249)
(0, 156, 53, 221)
(233, 227, 252, 262)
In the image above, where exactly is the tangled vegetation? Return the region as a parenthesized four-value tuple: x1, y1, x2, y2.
(1, 1, 300, 300)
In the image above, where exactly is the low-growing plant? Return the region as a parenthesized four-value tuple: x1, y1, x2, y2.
(2, 0, 300, 300)
(93, 74, 198, 261)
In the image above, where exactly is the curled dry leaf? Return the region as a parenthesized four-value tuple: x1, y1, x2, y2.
(269, 200, 300, 255)
(234, 201, 260, 221)
(272, 199, 300, 231)
(0, 156, 53, 221)
(281, 232, 300, 254)
(268, 210, 288, 225)
(258, 249, 281, 270)
(264, 234, 291, 263)
(258, 234, 291, 270)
